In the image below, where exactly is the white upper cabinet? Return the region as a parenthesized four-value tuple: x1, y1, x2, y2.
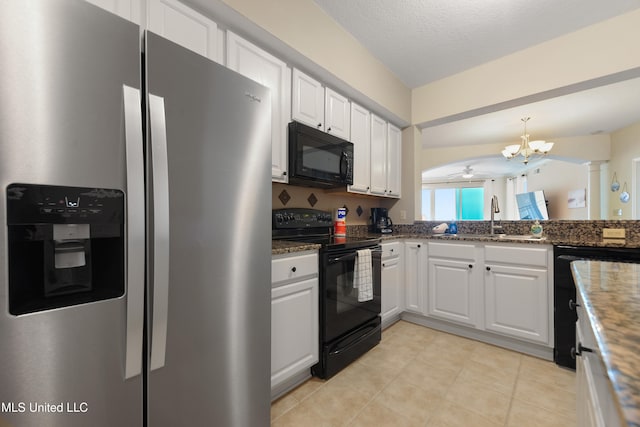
(370, 113, 388, 196)
(324, 88, 350, 140)
(348, 102, 371, 194)
(292, 69, 325, 130)
(147, 0, 221, 63)
(369, 114, 401, 198)
(292, 69, 350, 140)
(85, 0, 142, 23)
(386, 123, 402, 198)
(226, 31, 292, 183)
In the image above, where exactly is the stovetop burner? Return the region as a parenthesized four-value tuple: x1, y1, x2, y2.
(272, 208, 380, 251)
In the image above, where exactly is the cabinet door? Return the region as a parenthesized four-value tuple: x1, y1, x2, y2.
(147, 0, 221, 62)
(227, 31, 292, 183)
(576, 324, 601, 427)
(484, 264, 549, 344)
(428, 258, 479, 327)
(271, 277, 318, 389)
(291, 69, 324, 130)
(381, 256, 402, 324)
(370, 114, 387, 196)
(324, 88, 350, 140)
(85, 0, 142, 23)
(348, 102, 371, 194)
(386, 123, 402, 198)
(404, 241, 426, 313)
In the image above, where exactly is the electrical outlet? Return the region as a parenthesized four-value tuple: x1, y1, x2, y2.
(400, 210, 407, 220)
(603, 228, 626, 239)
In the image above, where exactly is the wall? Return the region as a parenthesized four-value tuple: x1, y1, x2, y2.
(412, 9, 640, 126)
(272, 183, 396, 226)
(526, 161, 589, 220)
(421, 134, 610, 171)
(609, 121, 640, 219)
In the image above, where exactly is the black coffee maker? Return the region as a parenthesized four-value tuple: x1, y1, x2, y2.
(370, 207, 393, 234)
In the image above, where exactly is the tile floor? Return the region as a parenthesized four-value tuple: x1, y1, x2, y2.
(271, 320, 576, 427)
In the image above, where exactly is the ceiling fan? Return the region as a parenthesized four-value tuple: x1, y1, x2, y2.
(446, 165, 476, 180)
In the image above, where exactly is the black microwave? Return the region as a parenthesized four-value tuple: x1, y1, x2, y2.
(288, 121, 353, 188)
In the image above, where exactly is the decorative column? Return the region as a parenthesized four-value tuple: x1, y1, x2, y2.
(587, 161, 605, 219)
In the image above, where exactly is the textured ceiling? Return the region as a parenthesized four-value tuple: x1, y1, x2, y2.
(312, 0, 640, 88)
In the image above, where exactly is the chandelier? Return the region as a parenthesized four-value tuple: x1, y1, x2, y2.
(501, 117, 554, 164)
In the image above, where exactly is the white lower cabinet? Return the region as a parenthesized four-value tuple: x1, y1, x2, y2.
(401, 239, 554, 355)
(381, 241, 403, 326)
(483, 244, 551, 344)
(404, 241, 427, 314)
(575, 292, 621, 427)
(271, 252, 318, 395)
(427, 242, 481, 328)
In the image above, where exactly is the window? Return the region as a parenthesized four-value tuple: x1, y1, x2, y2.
(422, 183, 485, 220)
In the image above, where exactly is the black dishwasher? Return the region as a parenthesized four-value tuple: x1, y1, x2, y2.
(553, 245, 640, 369)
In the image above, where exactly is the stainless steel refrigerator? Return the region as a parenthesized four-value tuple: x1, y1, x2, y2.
(0, 1, 272, 426)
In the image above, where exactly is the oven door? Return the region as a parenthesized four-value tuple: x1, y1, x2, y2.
(321, 247, 381, 343)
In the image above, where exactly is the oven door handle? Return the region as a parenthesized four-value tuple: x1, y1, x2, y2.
(328, 249, 381, 264)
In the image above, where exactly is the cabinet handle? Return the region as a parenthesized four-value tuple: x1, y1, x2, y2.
(468, 264, 473, 269)
(283, 171, 287, 176)
(327, 127, 332, 132)
(417, 244, 421, 248)
(390, 248, 394, 252)
(486, 266, 491, 271)
(317, 123, 322, 128)
(571, 343, 594, 359)
(569, 299, 581, 310)
(291, 266, 297, 273)
(382, 263, 386, 267)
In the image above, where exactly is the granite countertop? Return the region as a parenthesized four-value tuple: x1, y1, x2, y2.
(571, 260, 640, 427)
(271, 240, 321, 255)
(377, 233, 640, 248)
(272, 232, 640, 254)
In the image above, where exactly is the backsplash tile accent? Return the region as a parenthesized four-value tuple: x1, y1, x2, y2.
(278, 189, 291, 206)
(356, 205, 363, 217)
(271, 183, 395, 225)
(307, 193, 318, 207)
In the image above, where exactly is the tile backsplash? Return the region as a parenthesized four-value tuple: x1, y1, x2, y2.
(272, 183, 396, 225)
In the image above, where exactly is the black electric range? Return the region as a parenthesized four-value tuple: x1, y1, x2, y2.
(272, 208, 382, 379)
(272, 208, 380, 250)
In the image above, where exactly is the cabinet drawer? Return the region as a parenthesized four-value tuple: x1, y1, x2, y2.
(381, 241, 401, 259)
(428, 241, 476, 260)
(485, 244, 548, 267)
(272, 252, 318, 285)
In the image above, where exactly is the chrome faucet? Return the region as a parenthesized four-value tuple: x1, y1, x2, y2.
(490, 195, 502, 235)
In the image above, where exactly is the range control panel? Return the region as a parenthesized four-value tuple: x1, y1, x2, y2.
(272, 208, 333, 229)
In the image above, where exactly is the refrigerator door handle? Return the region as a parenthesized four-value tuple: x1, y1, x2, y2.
(123, 85, 145, 379)
(149, 93, 170, 371)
